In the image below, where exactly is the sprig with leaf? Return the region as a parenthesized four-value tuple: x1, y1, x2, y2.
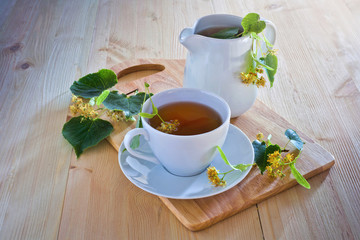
(208, 129, 310, 189)
(209, 13, 278, 87)
(253, 129, 310, 189)
(138, 82, 180, 134)
(207, 147, 253, 187)
(62, 69, 151, 157)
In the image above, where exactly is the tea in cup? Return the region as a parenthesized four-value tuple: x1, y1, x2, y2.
(123, 88, 231, 176)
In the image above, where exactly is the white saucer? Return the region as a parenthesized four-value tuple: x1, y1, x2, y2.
(118, 124, 254, 199)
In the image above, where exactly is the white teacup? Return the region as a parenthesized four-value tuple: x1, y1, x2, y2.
(123, 88, 231, 177)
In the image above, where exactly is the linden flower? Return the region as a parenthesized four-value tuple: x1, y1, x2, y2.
(69, 95, 98, 119)
(107, 110, 126, 122)
(239, 71, 266, 87)
(268, 151, 281, 166)
(157, 119, 180, 134)
(256, 76, 266, 87)
(256, 132, 264, 141)
(268, 49, 278, 55)
(255, 67, 264, 74)
(267, 151, 281, 177)
(283, 153, 295, 163)
(207, 166, 226, 187)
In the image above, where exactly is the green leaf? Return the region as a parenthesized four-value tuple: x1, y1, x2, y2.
(290, 163, 311, 189)
(216, 146, 251, 171)
(264, 53, 278, 87)
(233, 163, 254, 171)
(70, 69, 117, 98)
(139, 112, 156, 118)
(265, 144, 281, 157)
(96, 90, 110, 106)
(62, 116, 113, 158)
(285, 129, 304, 150)
(102, 91, 150, 119)
(241, 13, 266, 34)
(210, 27, 241, 39)
(252, 53, 274, 71)
(252, 140, 267, 174)
(248, 21, 266, 34)
(241, 13, 260, 34)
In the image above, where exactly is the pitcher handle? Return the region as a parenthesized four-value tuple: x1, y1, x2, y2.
(264, 20, 277, 46)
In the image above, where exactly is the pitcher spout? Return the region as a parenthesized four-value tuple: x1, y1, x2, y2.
(179, 28, 204, 53)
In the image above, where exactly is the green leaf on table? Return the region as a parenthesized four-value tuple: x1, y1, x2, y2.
(210, 27, 241, 39)
(102, 91, 150, 119)
(285, 129, 304, 150)
(264, 53, 278, 87)
(252, 140, 267, 174)
(62, 116, 113, 158)
(241, 13, 266, 35)
(216, 146, 252, 171)
(96, 90, 110, 106)
(290, 163, 311, 189)
(70, 69, 117, 98)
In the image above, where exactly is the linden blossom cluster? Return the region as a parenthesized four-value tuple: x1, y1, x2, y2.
(207, 129, 311, 189)
(240, 67, 266, 87)
(69, 95, 127, 122)
(156, 119, 180, 134)
(207, 166, 226, 187)
(69, 95, 99, 119)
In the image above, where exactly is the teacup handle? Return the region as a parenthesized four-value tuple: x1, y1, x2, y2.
(123, 128, 160, 164)
(263, 20, 277, 47)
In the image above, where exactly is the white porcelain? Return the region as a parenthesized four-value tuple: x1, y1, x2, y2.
(119, 124, 254, 199)
(180, 14, 276, 117)
(123, 88, 231, 177)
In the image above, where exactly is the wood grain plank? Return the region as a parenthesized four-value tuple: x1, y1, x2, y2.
(0, 0, 99, 238)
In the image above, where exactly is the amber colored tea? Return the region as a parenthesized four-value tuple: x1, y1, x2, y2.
(149, 102, 222, 135)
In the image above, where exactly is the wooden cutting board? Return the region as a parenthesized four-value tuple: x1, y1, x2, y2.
(72, 59, 335, 231)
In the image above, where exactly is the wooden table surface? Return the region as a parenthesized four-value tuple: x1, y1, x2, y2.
(1, 0, 359, 239)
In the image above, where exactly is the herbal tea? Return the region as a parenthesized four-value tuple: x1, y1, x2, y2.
(149, 102, 222, 135)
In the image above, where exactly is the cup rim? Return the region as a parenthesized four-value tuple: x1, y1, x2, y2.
(140, 88, 231, 138)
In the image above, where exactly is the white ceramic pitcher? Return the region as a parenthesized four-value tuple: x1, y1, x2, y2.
(180, 14, 276, 117)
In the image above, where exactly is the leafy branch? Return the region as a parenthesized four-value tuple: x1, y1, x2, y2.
(208, 129, 310, 189)
(209, 13, 278, 87)
(252, 129, 310, 189)
(62, 69, 151, 158)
